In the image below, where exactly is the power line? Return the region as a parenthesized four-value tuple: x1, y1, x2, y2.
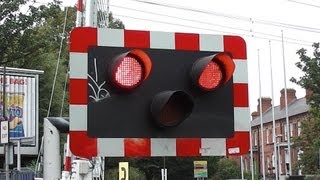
(111, 4, 314, 45)
(113, 14, 241, 35)
(288, 0, 320, 8)
(97, 0, 108, 27)
(114, 13, 313, 47)
(127, 0, 320, 33)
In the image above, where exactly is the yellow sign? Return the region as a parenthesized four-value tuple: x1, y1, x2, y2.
(194, 161, 208, 178)
(119, 162, 129, 180)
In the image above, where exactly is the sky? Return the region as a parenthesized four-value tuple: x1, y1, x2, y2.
(42, 0, 320, 113)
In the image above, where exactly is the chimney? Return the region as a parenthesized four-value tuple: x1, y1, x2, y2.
(280, 88, 297, 110)
(252, 97, 272, 120)
(306, 88, 313, 100)
(251, 111, 259, 120)
(257, 97, 272, 113)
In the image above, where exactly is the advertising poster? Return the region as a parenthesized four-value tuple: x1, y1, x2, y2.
(0, 67, 42, 155)
(0, 75, 36, 141)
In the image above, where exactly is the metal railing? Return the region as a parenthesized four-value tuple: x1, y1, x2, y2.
(0, 168, 35, 180)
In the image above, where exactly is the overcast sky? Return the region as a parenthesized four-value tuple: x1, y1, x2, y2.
(56, 0, 320, 113)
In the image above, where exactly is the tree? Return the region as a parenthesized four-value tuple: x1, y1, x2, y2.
(291, 43, 320, 174)
(291, 43, 320, 109)
(214, 158, 241, 180)
(107, 12, 125, 29)
(0, 0, 75, 120)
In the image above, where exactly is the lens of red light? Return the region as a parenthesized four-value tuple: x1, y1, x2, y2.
(114, 56, 143, 88)
(198, 61, 223, 90)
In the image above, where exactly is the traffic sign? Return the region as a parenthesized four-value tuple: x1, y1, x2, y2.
(119, 162, 129, 180)
(1, 121, 8, 144)
(194, 161, 208, 178)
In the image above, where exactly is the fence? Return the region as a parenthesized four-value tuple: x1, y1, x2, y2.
(0, 168, 35, 180)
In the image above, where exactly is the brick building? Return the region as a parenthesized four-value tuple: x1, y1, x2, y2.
(243, 88, 309, 177)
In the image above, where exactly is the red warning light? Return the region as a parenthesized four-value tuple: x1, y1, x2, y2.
(110, 49, 152, 90)
(191, 53, 235, 91)
(198, 61, 223, 90)
(114, 56, 143, 88)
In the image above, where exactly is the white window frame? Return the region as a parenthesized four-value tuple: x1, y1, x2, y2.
(290, 123, 294, 137)
(254, 131, 258, 146)
(284, 124, 288, 141)
(266, 128, 270, 144)
(298, 122, 301, 136)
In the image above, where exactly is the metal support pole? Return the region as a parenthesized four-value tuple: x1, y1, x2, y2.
(3, 65, 10, 180)
(277, 136, 282, 178)
(106, 0, 110, 27)
(85, 0, 97, 27)
(257, 49, 266, 180)
(241, 156, 244, 180)
(281, 30, 292, 175)
(43, 118, 61, 179)
(76, 0, 84, 27)
(269, 40, 278, 180)
(162, 157, 167, 180)
(249, 121, 254, 180)
(17, 140, 21, 171)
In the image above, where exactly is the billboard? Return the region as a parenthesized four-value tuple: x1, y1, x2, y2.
(0, 67, 43, 155)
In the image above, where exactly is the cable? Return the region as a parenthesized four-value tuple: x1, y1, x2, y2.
(111, 4, 314, 45)
(59, 71, 68, 117)
(288, 0, 320, 8)
(47, 7, 68, 117)
(98, 0, 107, 27)
(127, 0, 320, 33)
(114, 14, 242, 35)
(114, 14, 313, 47)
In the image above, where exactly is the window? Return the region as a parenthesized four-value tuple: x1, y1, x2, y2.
(298, 122, 301, 136)
(266, 128, 272, 144)
(254, 131, 258, 146)
(266, 128, 270, 144)
(272, 154, 275, 167)
(285, 148, 289, 163)
(283, 124, 288, 141)
(279, 152, 282, 174)
(290, 123, 294, 137)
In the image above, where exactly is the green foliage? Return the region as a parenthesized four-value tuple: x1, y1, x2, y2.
(291, 43, 320, 109)
(105, 156, 222, 179)
(108, 12, 125, 29)
(214, 158, 241, 180)
(25, 159, 37, 170)
(292, 110, 320, 174)
(291, 43, 320, 174)
(0, 0, 75, 120)
(105, 167, 146, 180)
(1, 0, 126, 119)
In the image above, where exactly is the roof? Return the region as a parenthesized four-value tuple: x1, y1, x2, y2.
(251, 97, 309, 127)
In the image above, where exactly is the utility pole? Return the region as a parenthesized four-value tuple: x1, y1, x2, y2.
(85, 0, 97, 27)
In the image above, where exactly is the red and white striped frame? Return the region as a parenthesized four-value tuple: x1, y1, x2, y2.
(69, 27, 250, 158)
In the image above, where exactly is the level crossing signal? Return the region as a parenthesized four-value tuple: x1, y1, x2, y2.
(69, 28, 250, 157)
